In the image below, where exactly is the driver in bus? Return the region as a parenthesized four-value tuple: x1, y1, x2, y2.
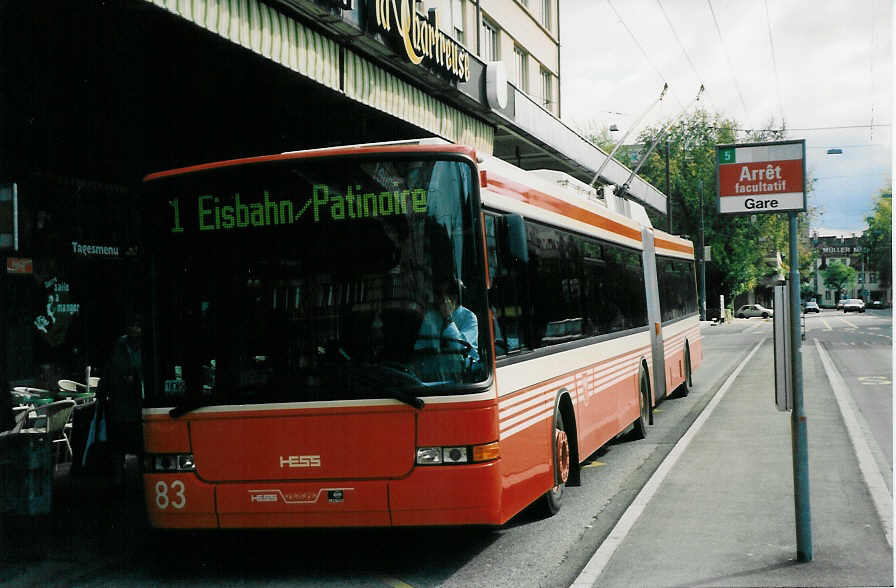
(415, 278, 479, 366)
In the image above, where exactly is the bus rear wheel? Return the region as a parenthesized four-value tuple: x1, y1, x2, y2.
(675, 345, 692, 398)
(631, 369, 650, 439)
(541, 410, 570, 516)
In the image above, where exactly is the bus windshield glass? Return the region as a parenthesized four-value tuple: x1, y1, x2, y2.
(143, 156, 488, 409)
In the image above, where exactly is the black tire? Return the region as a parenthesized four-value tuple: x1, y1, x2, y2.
(675, 345, 692, 398)
(762, 312, 769, 319)
(737, 313, 745, 318)
(631, 369, 650, 439)
(540, 408, 570, 516)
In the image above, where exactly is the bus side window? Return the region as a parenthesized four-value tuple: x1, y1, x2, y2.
(484, 214, 526, 355)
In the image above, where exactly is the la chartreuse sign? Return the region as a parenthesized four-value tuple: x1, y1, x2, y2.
(168, 184, 428, 233)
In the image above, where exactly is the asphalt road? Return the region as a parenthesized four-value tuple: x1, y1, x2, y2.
(804, 307, 892, 484)
(4, 314, 889, 587)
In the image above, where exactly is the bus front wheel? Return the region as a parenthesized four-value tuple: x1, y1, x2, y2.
(541, 409, 570, 516)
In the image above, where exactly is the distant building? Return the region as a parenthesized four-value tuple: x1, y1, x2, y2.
(809, 232, 890, 306)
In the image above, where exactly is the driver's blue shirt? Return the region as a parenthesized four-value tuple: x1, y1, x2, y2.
(415, 306, 479, 363)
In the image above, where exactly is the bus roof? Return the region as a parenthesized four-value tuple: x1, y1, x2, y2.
(142, 139, 478, 182)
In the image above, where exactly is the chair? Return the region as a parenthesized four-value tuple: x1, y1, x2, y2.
(21, 399, 76, 462)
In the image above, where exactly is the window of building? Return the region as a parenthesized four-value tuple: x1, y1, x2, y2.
(451, 0, 465, 45)
(541, 68, 553, 110)
(513, 46, 528, 92)
(541, 0, 552, 30)
(481, 18, 499, 62)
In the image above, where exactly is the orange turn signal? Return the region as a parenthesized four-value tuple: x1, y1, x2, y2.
(472, 441, 501, 462)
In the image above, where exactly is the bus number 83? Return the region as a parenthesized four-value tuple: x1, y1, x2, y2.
(155, 480, 187, 509)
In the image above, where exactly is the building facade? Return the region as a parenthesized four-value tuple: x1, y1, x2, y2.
(808, 233, 891, 306)
(0, 0, 665, 393)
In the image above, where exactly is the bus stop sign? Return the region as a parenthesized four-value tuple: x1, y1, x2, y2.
(716, 139, 806, 215)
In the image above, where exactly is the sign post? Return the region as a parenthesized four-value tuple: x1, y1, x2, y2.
(716, 139, 812, 562)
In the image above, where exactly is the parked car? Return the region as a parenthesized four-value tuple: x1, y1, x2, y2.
(842, 298, 865, 313)
(736, 304, 774, 318)
(803, 300, 820, 313)
(836, 298, 847, 310)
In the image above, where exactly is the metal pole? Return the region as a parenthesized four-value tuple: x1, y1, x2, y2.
(789, 211, 812, 561)
(665, 140, 672, 233)
(698, 181, 706, 320)
(590, 83, 668, 188)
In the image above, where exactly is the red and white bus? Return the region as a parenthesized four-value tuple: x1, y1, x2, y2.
(139, 139, 702, 528)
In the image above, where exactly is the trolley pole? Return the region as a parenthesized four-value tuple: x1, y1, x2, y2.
(789, 211, 812, 561)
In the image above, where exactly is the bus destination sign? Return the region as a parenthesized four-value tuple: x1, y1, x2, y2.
(168, 184, 429, 234)
(716, 139, 806, 215)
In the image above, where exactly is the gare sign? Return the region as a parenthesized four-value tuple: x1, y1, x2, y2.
(716, 139, 806, 214)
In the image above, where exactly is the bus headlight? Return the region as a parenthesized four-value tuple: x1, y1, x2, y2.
(415, 442, 499, 465)
(145, 453, 196, 472)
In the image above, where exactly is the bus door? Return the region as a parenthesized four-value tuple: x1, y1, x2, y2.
(641, 228, 666, 406)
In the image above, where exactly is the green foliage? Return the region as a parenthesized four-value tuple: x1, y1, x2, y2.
(821, 261, 857, 299)
(860, 187, 892, 287)
(608, 108, 814, 301)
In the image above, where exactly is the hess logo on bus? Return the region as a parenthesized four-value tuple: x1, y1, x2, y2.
(280, 455, 321, 468)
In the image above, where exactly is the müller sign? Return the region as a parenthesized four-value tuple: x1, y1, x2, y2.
(716, 139, 806, 214)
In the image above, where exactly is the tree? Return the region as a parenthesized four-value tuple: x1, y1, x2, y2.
(822, 261, 857, 302)
(860, 186, 892, 288)
(604, 109, 813, 305)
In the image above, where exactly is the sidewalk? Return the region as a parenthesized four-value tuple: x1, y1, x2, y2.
(580, 339, 893, 587)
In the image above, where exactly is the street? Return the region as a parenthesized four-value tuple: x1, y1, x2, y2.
(2, 313, 891, 587)
(806, 308, 893, 478)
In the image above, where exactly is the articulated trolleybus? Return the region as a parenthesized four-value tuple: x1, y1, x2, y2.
(141, 139, 702, 528)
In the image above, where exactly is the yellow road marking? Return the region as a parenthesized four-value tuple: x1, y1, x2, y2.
(840, 317, 859, 328)
(821, 318, 833, 331)
(382, 577, 415, 588)
(582, 462, 607, 469)
(858, 376, 891, 386)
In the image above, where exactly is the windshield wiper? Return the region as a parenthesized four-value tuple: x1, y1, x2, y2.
(381, 386, 425, 409)
(347, 364, 425, 409)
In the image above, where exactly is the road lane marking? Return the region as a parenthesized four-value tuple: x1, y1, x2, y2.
(839, 317, 859, 328)
(572, 340, 764, 587)
(744, 322, 766, 334)
(381, 577, 415, 588)
(582, 462, 607, 469)
(821, 318, 833, 331)
(858, 376, 892, 386)
(815, 340, 893, 548)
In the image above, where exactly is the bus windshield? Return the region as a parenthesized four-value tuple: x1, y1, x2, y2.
(142, 156, 488, 409)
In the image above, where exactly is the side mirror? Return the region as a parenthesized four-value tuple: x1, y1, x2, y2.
(501, 214, 528, 265)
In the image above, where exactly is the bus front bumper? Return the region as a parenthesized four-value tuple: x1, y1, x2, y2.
(144, 460, 502, 529)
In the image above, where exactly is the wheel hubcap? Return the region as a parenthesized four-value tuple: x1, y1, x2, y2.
(554, 428, 570, 485)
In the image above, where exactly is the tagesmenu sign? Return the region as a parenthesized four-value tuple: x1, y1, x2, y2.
(716, 139, 806, 214)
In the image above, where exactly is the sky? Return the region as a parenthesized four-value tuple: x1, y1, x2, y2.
(559, 0, 892, 236)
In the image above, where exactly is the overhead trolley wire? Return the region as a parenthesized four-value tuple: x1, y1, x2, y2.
(655, 0, 702, 82)
(762, 0, 785, 123)
(706, 0, 750, 121)
(606, 0, 686, 110)
(708, 123, 890, 132)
